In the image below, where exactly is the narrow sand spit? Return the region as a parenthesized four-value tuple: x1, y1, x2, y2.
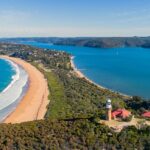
(1, 56, 49, 123)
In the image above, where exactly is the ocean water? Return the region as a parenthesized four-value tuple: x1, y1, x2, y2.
(0, 59, 16, 92)
(0, 58, 29, 121)
(20, 41, 150, 99)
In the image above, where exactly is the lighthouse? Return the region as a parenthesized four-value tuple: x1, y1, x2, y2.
(106, 99, 112, 121)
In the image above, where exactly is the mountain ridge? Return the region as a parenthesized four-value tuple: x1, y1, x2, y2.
(1, 37, 150, 48)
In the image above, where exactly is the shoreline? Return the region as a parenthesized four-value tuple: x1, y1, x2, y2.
(1, 56, 49, 123)
(0, 60, 29, 122)
(70, 56, 131, 99)
(0, 58, 20, 94)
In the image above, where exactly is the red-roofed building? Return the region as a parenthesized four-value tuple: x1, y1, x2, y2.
(112, 109, 131, 120)
(142, 112, 150, 118)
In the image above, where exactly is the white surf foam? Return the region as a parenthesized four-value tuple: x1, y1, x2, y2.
(0, 58, 29, 121)
(1, 58, 20, 94)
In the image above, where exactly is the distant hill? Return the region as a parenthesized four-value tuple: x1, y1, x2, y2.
(1, 37, 150, 48)
(142, 43, 150, 48)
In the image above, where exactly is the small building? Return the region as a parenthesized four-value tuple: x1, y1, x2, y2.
(112, 109, 131, 120)
(142, 111, 150, 118)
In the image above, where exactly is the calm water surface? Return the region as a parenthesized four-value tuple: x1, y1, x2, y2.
(20, 41, 150, 99)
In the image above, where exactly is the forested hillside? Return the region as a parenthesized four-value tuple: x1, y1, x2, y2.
(0, 119, 150, 149)
(1, 37, 150, 48)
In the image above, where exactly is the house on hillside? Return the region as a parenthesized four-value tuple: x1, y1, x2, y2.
(142, 111, 150, 118)
(112, 109, 131, 120)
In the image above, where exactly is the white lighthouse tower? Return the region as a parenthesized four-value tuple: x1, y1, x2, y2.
(106, 99, 112, 121)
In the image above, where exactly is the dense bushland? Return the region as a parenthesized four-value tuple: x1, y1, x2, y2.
(0, 43, 149, 150)
(0, 119, 149, 150)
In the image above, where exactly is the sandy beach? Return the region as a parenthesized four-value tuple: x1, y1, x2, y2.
(70, 56, 108, 89)
(1, 56, 49, 123)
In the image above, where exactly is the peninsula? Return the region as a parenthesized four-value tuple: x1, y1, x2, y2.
(0, 43, 149, 149)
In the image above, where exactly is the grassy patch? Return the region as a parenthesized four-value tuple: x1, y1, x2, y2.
(44, 71, 71, 119)
(31, 62, 71, 119)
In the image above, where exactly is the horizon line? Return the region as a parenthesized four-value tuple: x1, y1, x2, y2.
(0, 36, 150, 39)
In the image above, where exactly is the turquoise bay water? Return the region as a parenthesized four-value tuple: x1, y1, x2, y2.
(20, 41, 150, 99)
(0, 59, 15, 92)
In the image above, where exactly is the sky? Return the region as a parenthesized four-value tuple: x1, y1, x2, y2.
(0, 0, 150, 37)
